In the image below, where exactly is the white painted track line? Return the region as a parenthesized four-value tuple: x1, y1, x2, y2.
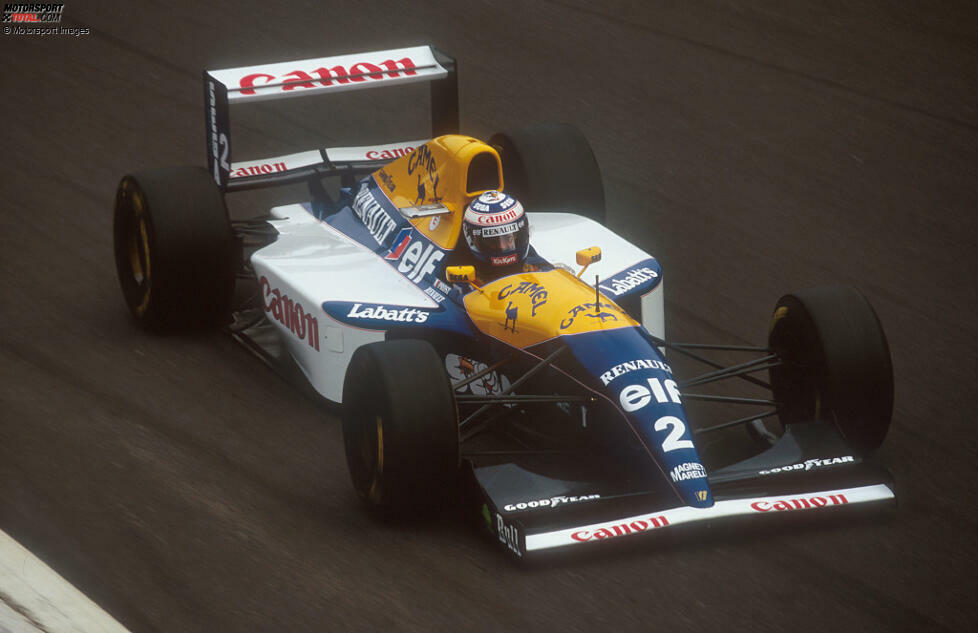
(1, 596, 41, 633)
(0, 530, 132, 633)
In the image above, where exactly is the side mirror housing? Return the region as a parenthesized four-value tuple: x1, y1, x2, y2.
(446, 265, 477, 284)
(576, 247, 602, 266)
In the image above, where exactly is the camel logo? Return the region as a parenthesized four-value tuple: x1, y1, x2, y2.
(503, 301, 518, 332)
(584, 310, 618, 324)
(496, 281, 548, 316)
(560, 302, 619, 330)
(415, 176, 426, 204)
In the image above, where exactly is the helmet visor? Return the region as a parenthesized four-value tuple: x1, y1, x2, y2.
(467, 219, 529, 255)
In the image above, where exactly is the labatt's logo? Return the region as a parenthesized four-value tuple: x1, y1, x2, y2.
(238, 56, 418, 95)
(261, 277, 319, 351)
(346, 303, 431, 324)
(600, 266, 658, 297)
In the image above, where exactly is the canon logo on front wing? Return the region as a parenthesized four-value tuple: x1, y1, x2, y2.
(238, 56, 419, 95)
(571, 515, 669, 542)
(751, 494, 849, 512)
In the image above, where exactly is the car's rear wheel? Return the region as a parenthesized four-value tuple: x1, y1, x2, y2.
(113, 166, 236, 331)
(489, 122, 605, 224)
(767, 285, 893, 452)
(342, 339, 460, 517)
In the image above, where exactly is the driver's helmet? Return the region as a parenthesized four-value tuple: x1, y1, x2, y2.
(462, 191, 530, 269)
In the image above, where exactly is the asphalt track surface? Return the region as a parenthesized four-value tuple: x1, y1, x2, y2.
(1, 2, 976, 632)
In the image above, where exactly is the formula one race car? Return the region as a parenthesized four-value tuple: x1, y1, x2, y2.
(113, 46, 896, 558)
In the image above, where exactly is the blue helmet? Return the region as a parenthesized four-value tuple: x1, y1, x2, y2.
(462, 191, 530, 268)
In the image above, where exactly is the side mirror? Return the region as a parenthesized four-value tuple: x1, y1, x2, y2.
(446, 265, 477, 284)
(575, 247, 602, 278)
(576, 247, 602, 266)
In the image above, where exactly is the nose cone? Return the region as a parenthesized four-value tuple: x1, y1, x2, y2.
(564, 327, 715, 509)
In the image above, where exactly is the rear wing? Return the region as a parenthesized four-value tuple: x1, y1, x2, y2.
(202, 45, 458, 192)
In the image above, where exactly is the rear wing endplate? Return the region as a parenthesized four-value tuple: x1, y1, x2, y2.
(202, 45, 458, 191)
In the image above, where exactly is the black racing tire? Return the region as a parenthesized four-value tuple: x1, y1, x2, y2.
(767, 285, 893, 452)
(489, 122, 606, 224)
(113, 166, 236, 331)
(342, 339, 460, 518)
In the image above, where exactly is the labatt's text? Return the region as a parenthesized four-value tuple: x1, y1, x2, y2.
(600, 266, 658, 297)
(346, 303, 431, 323)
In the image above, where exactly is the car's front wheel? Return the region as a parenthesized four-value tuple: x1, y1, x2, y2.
(342, 339, 460, 517)
(768, 285, 893, 452)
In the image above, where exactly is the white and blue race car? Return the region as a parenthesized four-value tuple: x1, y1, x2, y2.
(113, 46, 896, 558)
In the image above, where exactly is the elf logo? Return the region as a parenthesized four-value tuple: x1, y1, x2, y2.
(384, 228, 413, 260)
(396, 240, 445, 284)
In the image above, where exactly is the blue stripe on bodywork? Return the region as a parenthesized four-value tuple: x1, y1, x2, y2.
(563, 327, 714, 508)
(306, 177, 455, 298)
(322, 300, 477, 337)
(325, 178, 409, 253)
(598, 258, 662, 300)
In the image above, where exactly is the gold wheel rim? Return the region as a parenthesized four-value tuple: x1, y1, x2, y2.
(367, 415, 384, 503)
(128, 189, 152, 316)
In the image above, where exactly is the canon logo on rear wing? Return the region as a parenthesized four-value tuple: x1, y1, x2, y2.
(226, 142, 428, 181)
(227, 149, 323, 180)
(208, 46, 448, 102)
(237, 56, 417, 96)
(326, 140, 427, 163)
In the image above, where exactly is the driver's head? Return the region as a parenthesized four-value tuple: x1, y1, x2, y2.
(462, 191, 530, 270)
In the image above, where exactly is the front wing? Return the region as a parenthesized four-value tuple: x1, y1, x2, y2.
(472, 421, 895, 558)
